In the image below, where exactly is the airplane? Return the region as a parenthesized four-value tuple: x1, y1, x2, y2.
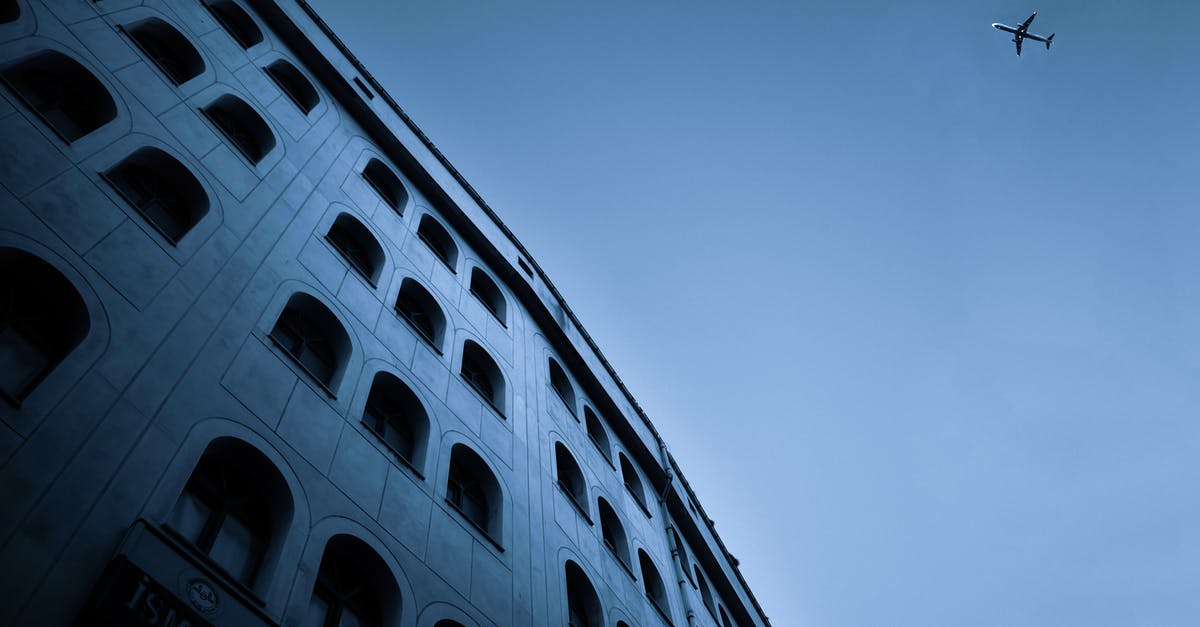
(992, 11, 1055, 56)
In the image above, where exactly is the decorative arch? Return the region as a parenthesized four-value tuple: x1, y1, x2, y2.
(445, 442, 504, 544)
(263, 58, 319, 114)
(167, 436, 295, 594)
(564, 559, 603, 627)
(548, 356, 577, 417)
(394, 276, 446, 352)
(361, 157, 408, 214)
(202, 93, 276, 164)
(459, 339, 505, 416)
(583, 406, 612, 464)
(1, 48, 117, 142)
(325, 212, 385, 285)
(0, 247, 90, 404)
(416, 213, 459, 271)
(361, 370, 431, 472)
(123, 17, 205, 85)
(554, 441, 588, 519)
(468, 267, 506, 326)
(269, 291, 353, 392)
(202, 0, 264, 49)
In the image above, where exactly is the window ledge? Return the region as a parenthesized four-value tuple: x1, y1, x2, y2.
(100, 170, 182, 246)
(588, 437, 615, 469)
(626, 484, 653, 519)
(468, 290, 507, 329)
(556, 481, 593, 525)
(604, 542, 637, 581)
(648, 595, 674, 627)
(394, 306, 443, 355)
(267, 334, 337, 399)
(361, 172, 402, 215)
(444, 497, 505, 553)
(360, 419, 424, 480)
(461, 373, 505, 419)
(158, 523, 266, 609)
(323, 235, 378, 288)
(552, 388, 578, 420)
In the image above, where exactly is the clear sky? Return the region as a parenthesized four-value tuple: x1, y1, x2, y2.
(306, 1, 1200, 624)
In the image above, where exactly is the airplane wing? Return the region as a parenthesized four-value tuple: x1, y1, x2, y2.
(1019, 12, 1036, 33)
(1015, 37, 1023, 56)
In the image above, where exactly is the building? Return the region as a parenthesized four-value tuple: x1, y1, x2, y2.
(0, 1, 771, 625)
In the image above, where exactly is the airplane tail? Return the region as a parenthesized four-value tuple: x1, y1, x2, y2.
(1046, 33, 1055, 49)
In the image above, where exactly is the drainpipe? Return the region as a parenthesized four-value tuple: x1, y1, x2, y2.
(655, 440, 697, 627)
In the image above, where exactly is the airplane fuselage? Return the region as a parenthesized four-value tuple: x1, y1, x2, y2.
(991, 22, 1051, 44)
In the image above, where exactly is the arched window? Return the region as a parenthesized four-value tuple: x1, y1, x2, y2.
(169, 438, 293, 588)
(0, 249, 89, 403)
(104, 147, 209, 244)
(394, 278, 445, 351)
(363, 372, 429, 471)
(202, 94, 275, 164)
(325, 213, 384, 285)
(433, 622, 465, 627)
(264, 59, 318, 114)
(617, 623, 630, 627)
(362, 158, 407, 213)
(584, 407, 611, 463)
(1, 50, 116, 142)
(597, 498, 630, 570)
(695, 565, 716, 616)
(548, 358, 576, 417)
(1, 0, 18, 23)
(554, 442, 587, 518)
(565, 561, 602, 627)
(468, 268, 505, 326)
(416, 214, 458, 271)
(460, 340, 504, 416)
(719, 604, 733, 627)
(304, 535, 399, 627)
(270, 293, 350, 390)
(124, 18, 205, 85)
(446, 444, 503, 543)
(638, 549, 670, 619)
(203, 0, 263, 49)
(619, 453, 649, 513)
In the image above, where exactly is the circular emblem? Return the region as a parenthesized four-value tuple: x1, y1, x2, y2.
(187, 579, 219, 614)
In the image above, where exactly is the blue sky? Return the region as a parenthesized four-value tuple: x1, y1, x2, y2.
(308, 1, 1200, 624)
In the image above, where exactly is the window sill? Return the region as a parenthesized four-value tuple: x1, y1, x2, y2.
(394, 307, 443, 356)
(417, 233, 458, 274)
(361, 419, 424, 480)
(556, 481, 593, 525)
(444, 497, 505, 553)
(324, 235, 378, 288)
(648, 595, 674, 627)
(100, 170, 183, 246)
(267, 334, 337, 399)
(461, 374, 505, 419)
(469, 291, 507, 329)
(589, 438, 615, 470)
(199, 107, 265, 168)
(361, 172, 402, 216)
(552, 388, 578, 420)
(158, 523, 266, 609)
(604, 542, 637, 581)
(626, 484, 653, 519)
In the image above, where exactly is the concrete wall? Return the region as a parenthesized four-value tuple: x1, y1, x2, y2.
(0, 1, 767, 625)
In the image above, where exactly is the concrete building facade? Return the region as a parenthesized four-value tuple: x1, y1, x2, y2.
(0, 1, 771, 625)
